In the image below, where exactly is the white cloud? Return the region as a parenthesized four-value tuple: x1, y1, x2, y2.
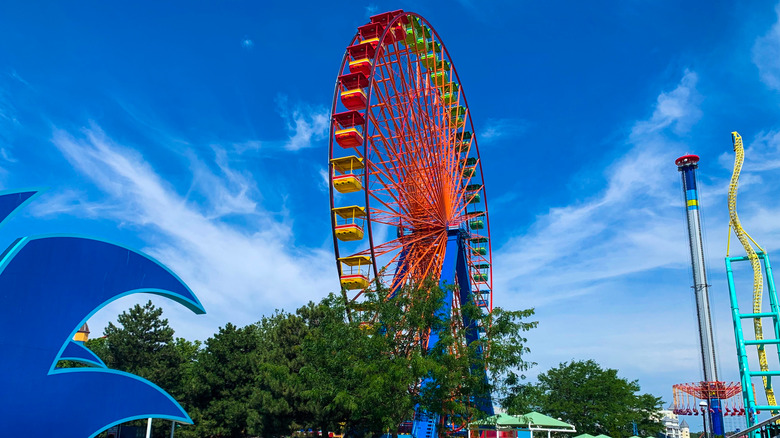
(50, 125, 338, 339)
(496, 73, 702, 308)
(753, 3, 780, 91)
(232, 140, 262, 153)
(29, 189, 111, 218)
(718, 130, 780, 172)
(480, 118, 528, 142)
(318, 167, 329, 193)
(241, 36, 254, 50)
(0, 148, 16, 163)
(631, 70, 701, 136)
(188, 146, 258, 219)
(276, 95, 330, 151)
(493, 71, 706, 395)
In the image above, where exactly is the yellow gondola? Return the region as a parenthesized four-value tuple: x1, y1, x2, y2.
(332, 205, 367, 241)
(331, 155, 365, 193)
(339, 254, 371, 290)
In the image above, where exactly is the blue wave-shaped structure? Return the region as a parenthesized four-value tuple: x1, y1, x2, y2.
(0, 190, 205, 437)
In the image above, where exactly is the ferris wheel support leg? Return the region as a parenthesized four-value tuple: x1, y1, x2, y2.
(412, 232, 461, 438)
(428, 229, 460, 348)
(437, 229, 495, 414)
(453, 229, 495, 416)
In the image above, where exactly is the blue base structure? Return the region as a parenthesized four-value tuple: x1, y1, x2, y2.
(0, 190, 205, 437)
(709, 398, 724, 436)
(411, 228, 494, 438)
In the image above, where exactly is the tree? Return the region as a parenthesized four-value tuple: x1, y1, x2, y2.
(504, 360, 663, 438)
(298, 293, 387, 437)
(101, 301, 178, 385)
(184, 323, 263, 438)
(251, 310, 311, 437)
(297, 279, 538, 438)
(93, 300, 198, 438)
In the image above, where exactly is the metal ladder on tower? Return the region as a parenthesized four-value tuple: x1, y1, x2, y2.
(412, 411, 439, 438)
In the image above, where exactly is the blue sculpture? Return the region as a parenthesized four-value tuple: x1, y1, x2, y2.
(0, 189, 205, 437)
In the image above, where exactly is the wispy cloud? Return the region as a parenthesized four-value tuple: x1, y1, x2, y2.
(29, 189, 112, 218)
(493, 71, 708, 393)
(276, 95, 329, 151)
(49, 125, 338, 339)
(718, 130, 780, 172)
(496, 71, 701, 309)
(317, 167, 329, 193)
(752, 2, 780, 91)
(232, 140, 262, 153)
(631, 70, 702, 136)
(0, 72, 26, 177)
(481, 118, 528, 142)
(365, 4, 378, 17)
(241, 36, 254, 50)
(0, 82, 18, 126)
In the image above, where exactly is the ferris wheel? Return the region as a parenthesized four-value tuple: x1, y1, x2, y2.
(327, 10, 494, 433)
(328, 8, 492, 327)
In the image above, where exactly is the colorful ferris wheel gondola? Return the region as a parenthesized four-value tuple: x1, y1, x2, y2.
(327, 10, 495, 435)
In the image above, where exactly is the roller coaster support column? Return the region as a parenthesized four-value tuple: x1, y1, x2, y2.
(676, 155, 724, 436)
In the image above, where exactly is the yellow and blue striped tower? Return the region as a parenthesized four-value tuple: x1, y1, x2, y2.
(676, 154, 725, 436)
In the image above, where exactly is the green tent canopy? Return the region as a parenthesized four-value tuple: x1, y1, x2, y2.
(470, 412, 576, 438)
(520, 412, 577, 430)
(471, 413, 530, 428)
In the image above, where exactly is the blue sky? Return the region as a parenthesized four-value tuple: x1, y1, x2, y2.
(3, 0, 780, 423)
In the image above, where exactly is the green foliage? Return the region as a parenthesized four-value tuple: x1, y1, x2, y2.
(504, 360, 663, 438)
(185, 323, 263, 438)
(90, 301, 200, 437)
(483, 306, 538, 401)
(83, 281, 537, 438)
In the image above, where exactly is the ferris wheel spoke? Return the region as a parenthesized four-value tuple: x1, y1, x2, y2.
(396, 232, 447, 286)
(381, 49, 432, 177)
(374, 65, 412, 142)
(366, 182, 410, 218)
(371, 80, 409, 165)
(369, 213, 441, 230)
(366, 114, 416, 193)
(406, 79, 446, 216)
(367, 158, 445, 223)
(409, 58, 447, 199)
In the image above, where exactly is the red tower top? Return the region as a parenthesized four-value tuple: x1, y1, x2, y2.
(675, 154, 700, 166)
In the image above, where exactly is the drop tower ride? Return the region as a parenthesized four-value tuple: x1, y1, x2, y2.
(676, 154, 725, 436)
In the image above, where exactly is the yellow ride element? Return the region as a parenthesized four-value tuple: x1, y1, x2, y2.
(361, 37, 380, 48)
(333, 175, 362, 193)
(331, 155, 365, 194)
(727, 131, 776, 408)
(332, 205, 367, 242)
(339, 254, 371, 290)
(73, 323, 89, 343)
